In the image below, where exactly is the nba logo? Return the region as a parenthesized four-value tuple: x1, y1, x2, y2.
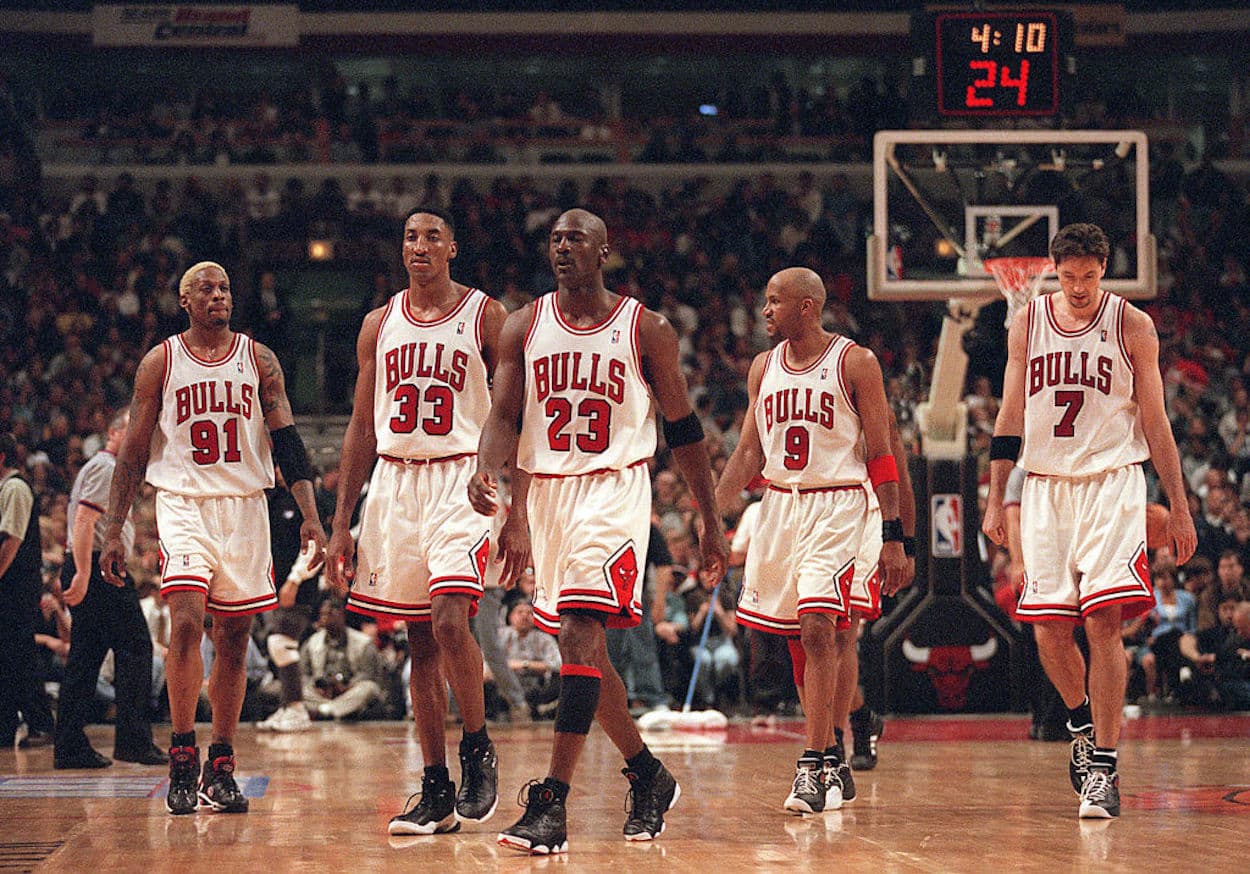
(236, 361, 243, 373)
(611, 329, 620, 344)
(182, 555, 190, 568)
(456, 322, 465, 335)
(369, 572, 377, 587)
(930, 494, 962, 558)
(820, 368, 828, 380)
(1100, 329, 1107, 342)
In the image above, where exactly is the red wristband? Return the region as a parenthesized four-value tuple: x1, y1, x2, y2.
(867, 454, 899, 488)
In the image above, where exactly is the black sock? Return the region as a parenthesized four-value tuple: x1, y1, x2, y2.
(543, 776, 570, 802)
(834, 727, 845, 747)
(1092, 748, 1117, 772)
(849, 705, 871, 729)
(207, 742, 232, 761)
(424, 764, 450, 785)
(625, 745, 660, 781)
(823, 745, 841, 763)
(802, 748, 822, 762)
(1066, 697, 1093, 735)
(171, 731, 195, 749)
(462, 725, 489, 751)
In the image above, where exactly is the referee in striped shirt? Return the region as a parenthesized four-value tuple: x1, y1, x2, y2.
(54, 408, 167, 769)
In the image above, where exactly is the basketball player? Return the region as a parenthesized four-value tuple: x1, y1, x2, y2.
(101, 261, 326, 816)
(715, 267, 906, 815)
(326, 207, 523, 837)
(983, 222, 1197, 819)
(468, 209, 728, 854)
(717, 409, 915, 806)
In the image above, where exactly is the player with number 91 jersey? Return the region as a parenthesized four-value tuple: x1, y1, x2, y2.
(755, 335, 867, 488)
(147, 333, 273, 497)
(373, 287, 491, 460)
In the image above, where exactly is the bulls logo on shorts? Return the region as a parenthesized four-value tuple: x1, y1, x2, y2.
(472, 534, 491, 584)
(604, 541, 639, 609)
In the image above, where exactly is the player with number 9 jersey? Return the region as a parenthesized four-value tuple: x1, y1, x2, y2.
(736, 331, 868, 636)
(755, 334, 866, 488)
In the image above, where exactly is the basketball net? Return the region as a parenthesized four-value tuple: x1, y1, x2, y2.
(984, 257, 1054, 327)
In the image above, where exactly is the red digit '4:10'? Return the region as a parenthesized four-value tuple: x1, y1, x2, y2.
(965, 60, 1030, 108)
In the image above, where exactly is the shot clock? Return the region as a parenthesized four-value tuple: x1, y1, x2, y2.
(911, 9, 1075, 121)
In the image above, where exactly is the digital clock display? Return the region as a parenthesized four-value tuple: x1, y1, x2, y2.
(935, 12, 1060, 117)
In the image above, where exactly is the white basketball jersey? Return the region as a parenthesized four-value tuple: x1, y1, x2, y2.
(147, 333, 274, 497)
(518, 292, 656, 476)
(1020, 292, 1148, 477)
(373, 288, 491, 460)
(756, 335, 867, 487)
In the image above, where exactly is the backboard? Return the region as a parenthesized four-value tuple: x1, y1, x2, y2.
(868, 129, 1155, 302)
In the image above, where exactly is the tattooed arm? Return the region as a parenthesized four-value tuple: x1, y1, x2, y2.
(100, 344, 166, 585)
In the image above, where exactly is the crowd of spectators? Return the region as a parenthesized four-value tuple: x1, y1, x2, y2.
(30, 68, 931, 167)
(4, 89, 1250, 729)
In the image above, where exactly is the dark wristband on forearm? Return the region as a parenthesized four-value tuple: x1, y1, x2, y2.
(662, 411, 705, 448)
(989, 435, 1022, 462)
(902, 536, 917, 557)
(882, 518, 904, 543)
(271, 425, 314, 486)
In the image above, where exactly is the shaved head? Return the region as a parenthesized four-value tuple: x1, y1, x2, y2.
(553, 209, 608, 245)
(772, 267, 827, 310)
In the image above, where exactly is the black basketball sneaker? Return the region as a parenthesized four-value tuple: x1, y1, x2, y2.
(622, 761, 681, 841)
(784, 756, 826, 814)
(198, 752, 249, 813)
(166, 744, 199, 816)
(850, 711, 885, 771)
(1078, 767, 1120, 818)
(497, 780, 568, 855)
(456, 738, 499, 823)
(1069, 729, 1096, 794)
(822, 751, 853, 807)
(389, 774, 459, 835)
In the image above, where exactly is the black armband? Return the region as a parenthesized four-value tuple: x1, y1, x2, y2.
(902, 536, 917, 557)
(662, 412, 705, 448)
(271, 425, 314, 486)
(989, 435, 1022, 462)
(882, 518, 905, 543)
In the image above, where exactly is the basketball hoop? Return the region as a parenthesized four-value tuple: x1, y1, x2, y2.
(984, 257, 1054, 327)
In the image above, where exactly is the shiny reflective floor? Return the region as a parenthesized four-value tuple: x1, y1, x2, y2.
(3, 715, 1248, 872)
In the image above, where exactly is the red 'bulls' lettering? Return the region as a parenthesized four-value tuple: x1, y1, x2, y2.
(1027, 351, 1113, 397)
(175, 381, 254, 425)
(761, 388, 836, 431)
(383, 342, 468, 394)
(532, 352, 626, 404)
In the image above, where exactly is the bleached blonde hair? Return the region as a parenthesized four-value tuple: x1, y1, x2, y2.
(179, 261, 229, 297)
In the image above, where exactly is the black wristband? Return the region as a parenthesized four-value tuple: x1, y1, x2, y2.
(271, 425, 314, 486)
(902, 536, 917, 557)
(989, 435, 1022, 462)
(882, 518, 904, 543)
(662, 411, 705, 448)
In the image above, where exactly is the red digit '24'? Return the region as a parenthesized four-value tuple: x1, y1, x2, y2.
(966, 60, 1030, 108)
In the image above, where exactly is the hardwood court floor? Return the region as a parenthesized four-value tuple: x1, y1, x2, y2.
(3, 714, 1248, 872)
